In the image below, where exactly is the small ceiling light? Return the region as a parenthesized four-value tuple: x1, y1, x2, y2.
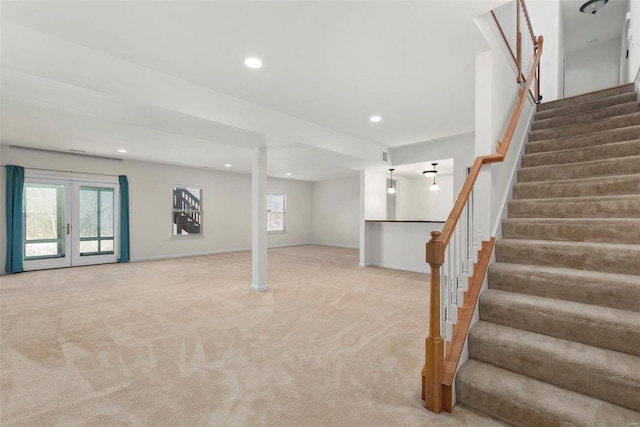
(286, 172, 292, 176)
(369, 116, 382, 123)
(244, 57, 262, 69)
(224, 164, 231, 168)
(387, 168, 396, 194)
(580, 0, 608, 14)
(423, 163, 440, 191)
(118, 149, 127, 153)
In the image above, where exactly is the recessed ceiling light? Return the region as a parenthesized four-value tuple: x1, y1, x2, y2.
(244, 57, 262, 69)
(369, 116, 382, 123)
(286, 172, 292, 176)
(118, 149, 127, 153)
(224, 164, 232, 168)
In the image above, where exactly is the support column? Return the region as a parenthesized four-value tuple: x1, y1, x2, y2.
(251, 146, 268, 292)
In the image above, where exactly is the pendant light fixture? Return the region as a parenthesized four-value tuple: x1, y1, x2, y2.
(387, 168, 396, 194)
(423, 163, 440, 191)
(580, 0, 608, 14)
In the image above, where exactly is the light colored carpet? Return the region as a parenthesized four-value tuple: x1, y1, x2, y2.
(1, 245, 504, 426)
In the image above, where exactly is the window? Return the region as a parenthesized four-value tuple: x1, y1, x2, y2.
(172, 186, 202, 236)
(267, 193, 286, 232)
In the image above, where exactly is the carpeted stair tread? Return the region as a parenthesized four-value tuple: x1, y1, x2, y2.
(460, 83, 640, 424)
(521, 139, 640, 167)
(501, 218, 640, 244)
(513, 174, 640, 199)
(532, 101, 639, 131)
(478, 290, 640, 356)
(508, 194, 640, 218)
(488, 263, 640, 312)
(525, 125, 640, 154)
(495, 239, 640, 275)
(518, 155, 640, 183)
(468, 321, 640, 411)
(536, 83, 635, 112)
(529, 112, 640, 142)
(455, 359, 640, 427)
(534, 91, 639, 121)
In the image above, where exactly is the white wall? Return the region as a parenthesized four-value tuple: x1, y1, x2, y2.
(0, 145, 312, 268)
(267, 177, 313, 248)
(311, 175, 359, 249)
(363, 170, 388, 220)
(565, 38, 622, 97)
(527, 0, 562, 102)
(407, 175, 454, 222)
(629, 0, 640, 83)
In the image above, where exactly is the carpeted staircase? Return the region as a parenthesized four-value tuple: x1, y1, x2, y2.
(455, 83, 640, 426)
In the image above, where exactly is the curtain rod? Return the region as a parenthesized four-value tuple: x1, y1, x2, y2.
(1, 165, 121, 178)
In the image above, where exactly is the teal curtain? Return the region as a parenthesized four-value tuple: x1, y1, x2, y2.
(5, 165, 25, 273)
(118, 175, 130, 262)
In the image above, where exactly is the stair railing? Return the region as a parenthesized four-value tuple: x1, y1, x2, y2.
(422, 2, 543, 414)
(492, 0, 542, 102)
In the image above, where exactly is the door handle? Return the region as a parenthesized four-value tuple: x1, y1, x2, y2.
(66, 223, 70, 235)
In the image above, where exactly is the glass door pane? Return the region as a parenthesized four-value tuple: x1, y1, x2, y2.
(78, 187, 115, 256)
(23, 181, 72, 271)
(24, 184, 66, 259)
(72, 184, 118, 266)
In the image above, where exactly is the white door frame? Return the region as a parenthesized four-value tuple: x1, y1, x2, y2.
(22, 171, 120, 271)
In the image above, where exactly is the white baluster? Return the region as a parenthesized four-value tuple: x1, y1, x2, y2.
(440, 262, 446, 339)
(466, 198, 475, 278)
(472, 185, 479, 263)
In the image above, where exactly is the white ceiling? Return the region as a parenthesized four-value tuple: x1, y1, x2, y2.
(1, 0, 627, 182)
(561, 0, 629, 52)
(0, 1, 507, 181)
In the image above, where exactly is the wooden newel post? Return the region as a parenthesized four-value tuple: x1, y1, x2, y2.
(536, 35, 544, 102)
(422, 230, 445, 413)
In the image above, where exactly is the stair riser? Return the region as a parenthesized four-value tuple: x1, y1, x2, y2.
(479, 295, 640, 357)
(525, 126, 640, 155)
(508, 196, 640, 218)
(502, 219, 640, 244)
(488, 264, 640, 312)
(456, 360, 640, 427)
(522, 140, 640, 167)
(469, 326, 640, 411)
(495, 240, 640, 275)
(518, 156, 640, 183)
(535, 92, 639, 121)
(456, 372, 554, 427)
(529, 114, 640, 142)
(532, 102, 639, 131)
(537, 84, 635, 112)
(513, 176, 640, 199)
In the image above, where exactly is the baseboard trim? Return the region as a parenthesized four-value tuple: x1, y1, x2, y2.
(366, 262, 428, 274)
(250, 283, 269, 292)
(310, 243, 359, 250)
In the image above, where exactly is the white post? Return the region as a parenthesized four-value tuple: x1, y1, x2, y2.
(251, 146, 268, 292)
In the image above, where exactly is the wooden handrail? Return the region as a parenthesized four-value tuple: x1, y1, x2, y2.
(422, 24, 543, 415)
(439, 35, 543, 250)
(520, 0, 537, 44)
(497, 35, 543, 155)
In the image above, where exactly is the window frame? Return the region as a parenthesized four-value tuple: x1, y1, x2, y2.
(171, 185, 203, 238)
(267, 192, 286, 233)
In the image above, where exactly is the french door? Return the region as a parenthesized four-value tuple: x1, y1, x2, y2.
(23, 177, 119, 271)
